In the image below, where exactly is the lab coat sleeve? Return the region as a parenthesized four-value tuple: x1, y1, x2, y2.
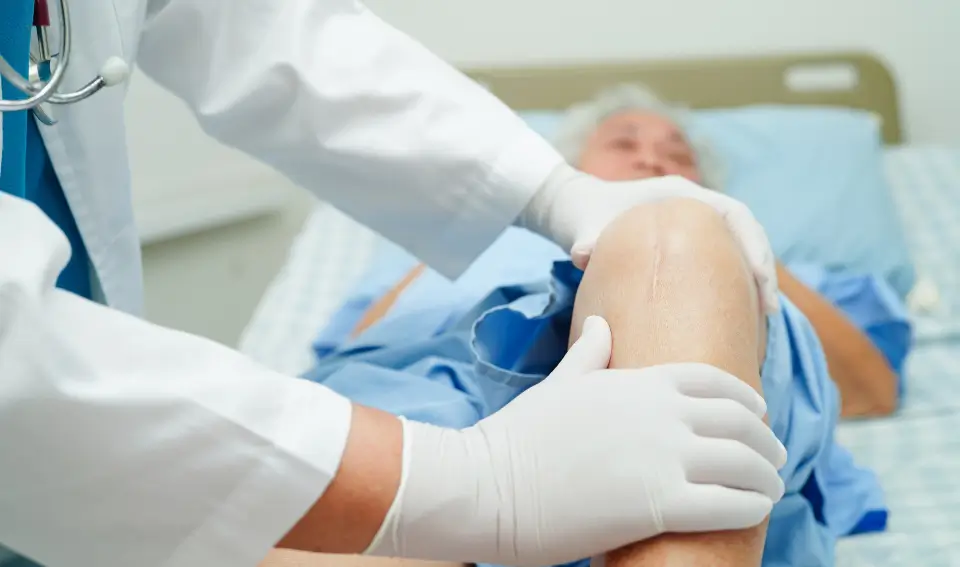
(0, 195, 352, 566)
(136, 0, 564, 278)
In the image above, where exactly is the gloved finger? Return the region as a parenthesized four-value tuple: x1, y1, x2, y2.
(684, 437, 786, 501)
(663, 484, 774, 533)
(685, 397, 787, 469)
(570, 248, 591, 271)
(748, 231, 779, 315)
(722, 207, 780, 314)
(758, 272, 780, 315)
(548, 315, 612, 380)
(570, 235, 599, 270)
(763, 269, 780, 314)
(661, 362, 767, 419)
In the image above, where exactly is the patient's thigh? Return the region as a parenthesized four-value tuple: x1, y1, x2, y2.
(260, 550, 464, 567)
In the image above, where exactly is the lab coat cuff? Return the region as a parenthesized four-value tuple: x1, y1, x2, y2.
(432, 127, 564, 280)
(167, 381, 353, 567)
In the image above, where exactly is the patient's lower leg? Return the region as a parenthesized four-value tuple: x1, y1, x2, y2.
(569, 198, 770, 567)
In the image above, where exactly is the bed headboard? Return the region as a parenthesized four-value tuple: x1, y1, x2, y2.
(464, 51, 903, 144)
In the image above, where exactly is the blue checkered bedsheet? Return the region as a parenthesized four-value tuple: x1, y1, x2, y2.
(836, 147, 960, 566)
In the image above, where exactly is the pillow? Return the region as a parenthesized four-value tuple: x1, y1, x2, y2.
(691, 106, 914, 298)
(520, 110, 565, 139)
(519, 106, 915, 298)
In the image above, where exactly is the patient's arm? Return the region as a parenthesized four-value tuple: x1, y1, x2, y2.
(569, 198, 770, 567)
(776, 263, 898, 417)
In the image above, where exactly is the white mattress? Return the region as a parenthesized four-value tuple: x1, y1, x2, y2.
(239, 205, 381, 376)
(239, 146, 960, 565)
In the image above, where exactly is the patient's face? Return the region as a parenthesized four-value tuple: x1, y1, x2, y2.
(578, 111, 702, 183)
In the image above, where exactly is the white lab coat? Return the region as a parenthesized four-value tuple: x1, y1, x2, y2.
(0, 0, 564, 565)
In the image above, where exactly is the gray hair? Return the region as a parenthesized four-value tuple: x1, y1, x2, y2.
(551, 83, 726, 190)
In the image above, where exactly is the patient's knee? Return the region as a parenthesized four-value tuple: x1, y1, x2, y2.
(591, 197, 747, 275)
(581, 198, 765, 362)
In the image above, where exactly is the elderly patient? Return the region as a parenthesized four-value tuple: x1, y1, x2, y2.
(550, 85, 911, 418)
(342, 85, 911, 420)
(266, 86, 910, 567)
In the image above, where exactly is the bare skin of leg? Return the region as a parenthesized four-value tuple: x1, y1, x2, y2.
(353, 264, 427, 337)
(569, 198, 770, 567)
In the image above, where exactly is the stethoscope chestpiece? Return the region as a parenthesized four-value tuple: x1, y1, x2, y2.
(0, 0, 131, 125)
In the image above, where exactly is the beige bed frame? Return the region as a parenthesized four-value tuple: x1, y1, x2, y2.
(464, 51, 903, 144)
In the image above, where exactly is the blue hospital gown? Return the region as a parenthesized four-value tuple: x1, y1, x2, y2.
(304, 228, 912, 567)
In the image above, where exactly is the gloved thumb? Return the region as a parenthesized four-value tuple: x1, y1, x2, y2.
(570, 236, 599, 270)
(549, 315, 612, 380)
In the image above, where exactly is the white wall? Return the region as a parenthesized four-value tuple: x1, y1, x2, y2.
(127, 74, 300, 245)
(132, 0, 957, 345)
(140, 190, 314, 348)
(128, 73, 311, 346)
(363, 0, 958, 144)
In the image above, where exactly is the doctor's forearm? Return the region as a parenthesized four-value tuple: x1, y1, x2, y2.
(138, 0, 562, 278)
(279, 405, 403, 554)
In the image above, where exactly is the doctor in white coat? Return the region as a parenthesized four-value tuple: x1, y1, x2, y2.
(0, 1, 787, 566)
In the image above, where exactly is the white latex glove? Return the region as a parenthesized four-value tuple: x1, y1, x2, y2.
(366, 316, 786, 566)
(520, 164, 779, 314)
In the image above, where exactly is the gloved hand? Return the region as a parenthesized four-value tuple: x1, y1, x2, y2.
(520, 163, 779, 314)
(366, 316, 786, 566)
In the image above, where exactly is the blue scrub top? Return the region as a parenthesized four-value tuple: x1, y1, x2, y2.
(0, 0, 91, 299)
(0, 8, 89, 566)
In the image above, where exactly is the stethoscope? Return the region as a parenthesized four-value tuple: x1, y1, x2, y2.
(0, 0, 129, 126)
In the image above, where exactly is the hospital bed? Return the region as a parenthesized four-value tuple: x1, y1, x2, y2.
(240, 52, 960, 565)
